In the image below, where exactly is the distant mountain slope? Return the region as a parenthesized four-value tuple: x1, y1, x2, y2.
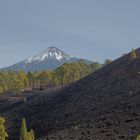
(2, 48, 140, 139)
(1, 47, 92, 72)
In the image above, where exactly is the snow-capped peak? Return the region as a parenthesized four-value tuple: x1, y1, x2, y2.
(25, 47, 70, 63)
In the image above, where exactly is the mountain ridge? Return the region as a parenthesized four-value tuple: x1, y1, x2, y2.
(1, 46, 93, 72)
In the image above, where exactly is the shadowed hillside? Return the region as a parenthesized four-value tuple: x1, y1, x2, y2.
(1, 49, 140, 140)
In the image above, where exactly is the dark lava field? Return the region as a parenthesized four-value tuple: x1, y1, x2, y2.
(1, 49, 140, 140)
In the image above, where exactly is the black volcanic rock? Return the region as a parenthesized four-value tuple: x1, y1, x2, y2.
(1, 48, 140, 139)
(1, 47, 92, 72)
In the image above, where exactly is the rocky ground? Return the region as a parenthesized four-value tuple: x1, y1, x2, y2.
(1, 49, 140, 139)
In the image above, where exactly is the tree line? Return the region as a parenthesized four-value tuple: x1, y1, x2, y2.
(0, 59, 115, 94)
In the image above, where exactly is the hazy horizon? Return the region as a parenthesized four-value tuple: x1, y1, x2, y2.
(0, 0, 140, 68)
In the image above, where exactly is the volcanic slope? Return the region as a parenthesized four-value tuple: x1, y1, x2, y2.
(2, 48, 140, 140)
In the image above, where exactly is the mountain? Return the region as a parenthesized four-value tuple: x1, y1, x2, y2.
(2, 47, 92, 72)
(1, 48, 140, 139)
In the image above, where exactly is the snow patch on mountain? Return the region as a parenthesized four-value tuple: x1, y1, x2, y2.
(25, 47, 70, 63)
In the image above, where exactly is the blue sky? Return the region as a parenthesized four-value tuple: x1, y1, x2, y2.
(0, 0, 140, 68)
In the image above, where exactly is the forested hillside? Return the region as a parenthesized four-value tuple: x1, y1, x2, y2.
(0, 60, 103, 94)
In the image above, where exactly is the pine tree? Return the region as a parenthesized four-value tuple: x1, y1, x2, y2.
(20, 118, 28, 140)
(27, 129, 35, 140)
(136, 135, 140, 140)
(104, 59, 112, 65)
(12, 79, 24, 94)
(18, 70, 29, 87)
(0, 87, 3, 94)
(131, 48, 137, 59)
(0, 118, 8, 140)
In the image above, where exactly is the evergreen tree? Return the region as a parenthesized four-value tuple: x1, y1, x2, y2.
(0, 118, 8, 140)
(20, 118, 28, 140)
(18, 70, 29, 87)
(0, 87, 3, 94)
(51, 71, 59, 86)
(38, 71, 52, 88)
(12, 79, 24, 94)
(27, 129, 35, 140)
(1, 83, 8, 93)
(27, 72, 33, 86)
(136, 135, 140, 140)
(89, 62, 102, 72)
(131, 48, 137, 59)
(104, 59, 112, 65)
